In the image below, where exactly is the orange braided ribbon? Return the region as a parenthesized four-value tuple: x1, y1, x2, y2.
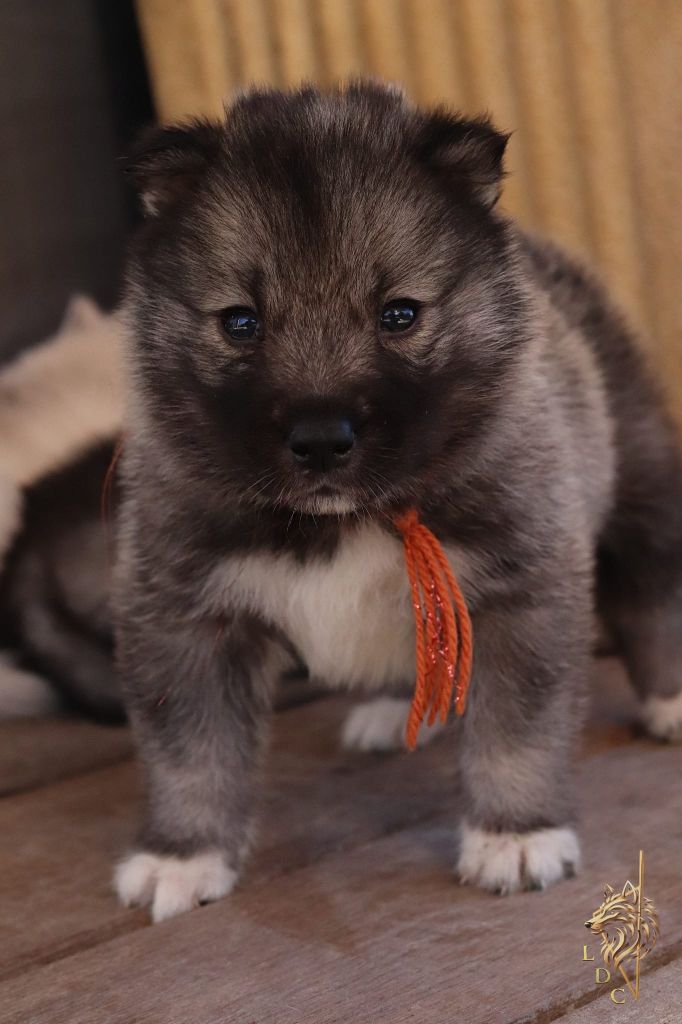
(394, 509, 473, 750)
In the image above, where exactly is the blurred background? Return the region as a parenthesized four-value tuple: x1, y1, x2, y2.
(2, 0, 680, 422)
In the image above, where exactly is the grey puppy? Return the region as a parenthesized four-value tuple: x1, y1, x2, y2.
(113, 82, 682, 922)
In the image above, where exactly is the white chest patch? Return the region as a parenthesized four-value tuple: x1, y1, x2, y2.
(205, 522, 470, 690)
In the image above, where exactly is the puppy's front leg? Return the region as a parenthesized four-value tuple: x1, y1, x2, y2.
(456, 581, 589, 894)
(114, 586, 278, 922)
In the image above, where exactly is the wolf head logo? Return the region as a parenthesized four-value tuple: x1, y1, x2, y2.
(586, 879, 659, 972)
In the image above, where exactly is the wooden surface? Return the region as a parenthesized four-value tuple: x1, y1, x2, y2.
(0, 717, 132, 797)
(559, 962, 682, 1023)
(1, 658, 680, 1022)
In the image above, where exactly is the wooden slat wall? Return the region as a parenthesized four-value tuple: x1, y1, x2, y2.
(135, 0, 682, 424)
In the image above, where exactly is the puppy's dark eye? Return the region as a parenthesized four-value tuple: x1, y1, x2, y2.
(379, 300, 419, 333)
(219, 307, 261, 343)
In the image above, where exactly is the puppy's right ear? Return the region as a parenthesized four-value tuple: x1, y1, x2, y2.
(123, 120, 223, 216)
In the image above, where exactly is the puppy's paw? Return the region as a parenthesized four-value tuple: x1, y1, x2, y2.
(456, 822, 581, 894)
(114, 850, 237, 923)
(641, 692, 682, 743)
(341, 697, 444, 752)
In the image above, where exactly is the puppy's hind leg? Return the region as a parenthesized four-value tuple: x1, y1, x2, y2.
(597, 419, 682, 742)
(341, 696, 445, 752)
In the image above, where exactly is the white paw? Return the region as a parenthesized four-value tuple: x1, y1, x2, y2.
(114, 850, 237, 923)
(341, 697, 444, 752)
(641, 692, 682, 743)
(457, 822, 581, 894)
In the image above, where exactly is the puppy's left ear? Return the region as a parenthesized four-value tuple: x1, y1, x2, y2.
(123, 120, 223, 216)
(417, 112, 510, 208)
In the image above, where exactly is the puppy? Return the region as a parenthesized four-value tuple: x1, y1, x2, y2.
(114, 82, 682, 922)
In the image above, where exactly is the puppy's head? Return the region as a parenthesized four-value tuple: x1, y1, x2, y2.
(125, 82, 528, 516)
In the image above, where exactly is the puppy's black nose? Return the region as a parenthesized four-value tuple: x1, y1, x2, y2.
(288, 418, 355, 472)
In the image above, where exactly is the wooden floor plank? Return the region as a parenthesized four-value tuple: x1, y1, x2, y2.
(0, 659, 638, 978)
(0, 694, 458, 979)
(553, 961, 682, 1023)
(2, 688, 680, 1023)
(1, 742, 681, 1024)
(0, 717, 132, 797)
(0, 658, 635, 979)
